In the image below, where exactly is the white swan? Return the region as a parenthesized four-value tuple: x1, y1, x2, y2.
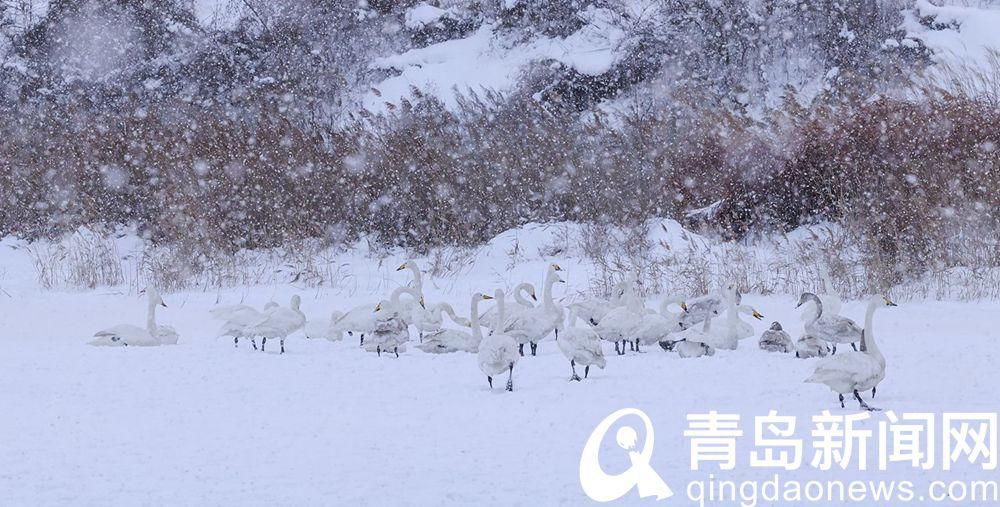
(556, 310, 606, 381)
(565, 274, 635, 326)
(91, 287, 177, 346)
(801, 264, 843, 322)
(477, 289, 520, 391)
(796, 292, 862, 354)
(678, 285, 739, 329)
(245, 295, 306, 354)
(334, 303, 380, 346)
(396, 260, 439, 340)
(479, 282, 536, 330)
(211, 301, 279, 348)
(417, 296, 487, 354)
(498, 264, 564, 356)
(794, 334, 830, 358)
(708, 287, 764, 350)
(365, 287, 423, 357)
(759, 321, 793, 353)
(304, 310, 346, 342)
(673, 314, 717, 358)
(805, 295, 897, 410)
(633, 295, 687, 351)
(595, 291, 645, 356)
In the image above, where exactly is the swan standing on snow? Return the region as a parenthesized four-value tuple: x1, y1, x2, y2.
(500, 264, 565, 356)
(556, 310, 606, 381)
(708, 288, 764, 350)
(396, 260, 439, 340)
(211, 301, 279, 348)
(633, 296, 687, 351)
(479, 282, 536, 330)
(566, 278, 630, 327)
(796, 292, 862, 354)
(417, 296, 486, 354)
(805, 295, 897, 410)
(477, 290, 520, 391)
(367, 287, 423, 357)
(91, 287, 177, 346)
(759, 322, 793, 353)
(246, 295, 306, 354)
(596, 292, 644, 355)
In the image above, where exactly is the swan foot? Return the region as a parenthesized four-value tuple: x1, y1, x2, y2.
(854, 390, 881, 411)
(234, 337, 239, 348)
(570, 360, 581, 381)
(505, 363, 514, 392)
(251, 338, 257, 351)
(585, 365, 590, 378)
(795, 351, 800, 358)
(530, 342, 537, 356)
(518, 343, 525, 357)
(851, 342, 858, 352)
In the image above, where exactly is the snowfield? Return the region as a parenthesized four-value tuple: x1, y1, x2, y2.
(1, 243, 998, 505)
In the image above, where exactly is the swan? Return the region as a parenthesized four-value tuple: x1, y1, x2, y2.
(477, 289, 520, 391)
(759, 321, 794, 353)
(672, 314, 717, 358)
(304, 310, 346, 342)
(708, 287, 764, 350)
(595, 292, 645, 355)
(678, 285, 740, 329)
(497, 264, 565, 356)
(366, 287, 423, 357)
(794, 334, 830, 358)
(211, 301, 279, 348)
(479, 282, 536, 330)
(91, 287, 177, 346)
(633, 296, 687, 351)
(396, 260, 439, 340)
(566, 283, 626, 327)
(796, 292, 862, 354)
(245, 295, 306, 354)
(334, 303, 381, 346)
(556, 309, 607, 381)
(416, 296, 487, 354)
(802, 264, 843, 323)
(805, 295, 897, 410)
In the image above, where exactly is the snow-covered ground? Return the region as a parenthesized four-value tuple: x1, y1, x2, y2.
(1, 226, 998, 505)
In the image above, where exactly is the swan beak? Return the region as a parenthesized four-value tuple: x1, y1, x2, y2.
(884, 297, 897, 307)
(552, 264, 562, 271)
(752, 309, 763, 320)
(161, 302, 168, 308)
(556, 276, 566, 284)
(531, 293, 537, 301)
(419, 297, 426, 309)
(482, 294, 494, 300)
(396, 263, 407, 271)
(680, 302, 688, 312)
(374, 303, 381, 312)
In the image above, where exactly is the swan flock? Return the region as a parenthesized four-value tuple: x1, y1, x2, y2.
(91, 262, 898, 407)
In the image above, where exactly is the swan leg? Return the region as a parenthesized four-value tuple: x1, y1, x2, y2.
(851, 342, 858, 351)
(585, 365, 590, 379)
(530, 342, 537, 356)
(628, 340, 634, 352)
(634, 338, 641, 353)
(487, 376, 493, 389)
(614, 341, 620, 354)
(839, 393, 845, 408)
(376, 345, 381, 357)
(570, 360, 581, 382)
(854, 390, 880, 411)
(360, 333, 364, 346)
(280, 338, 285, 354)
(505, 363, 514, 392)
(518, 343, 525, 357)
(261, 337, 266, 352)
(394, 346, 399, 358)
(251, 337, 257, 351)
(620, 340, 627, 355)
(234, 336, 239, 348)
(872, 386, 877, 398)
(795, 350, 800, 358)
(831, 343, 837, 355)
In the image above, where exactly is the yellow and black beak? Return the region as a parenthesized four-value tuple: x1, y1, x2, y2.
(374, 303, 382, 312)
(552, 263, 562, 271)
(396, 262, 407, 271)
(531, 292, 538, 301)
(482, 294, 494, 300)
(752, 309, 763, 320)
(884, 296, 898, 307)
(161, 302, 168, 308)
(680, 302, 688, 312)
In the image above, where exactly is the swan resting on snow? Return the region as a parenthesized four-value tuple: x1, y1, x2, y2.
(91, 286, 178, 346)
(794, 334, 829, 358)
(805, 295, 896, 411)
(477, 289, 520, 391)
(416, 300, 481, 354)
(759, 321, 793, 353)
(556, 310, 606, 381)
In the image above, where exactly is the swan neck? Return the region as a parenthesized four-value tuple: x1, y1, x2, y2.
(543, 273, 556, 310)
(863, 300, 881, 355)
(470, 298, 483, 341)
(147, 296, 158, 335)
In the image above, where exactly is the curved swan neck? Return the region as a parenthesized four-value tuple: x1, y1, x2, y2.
(406, 264, 423, 292)
(390, 286, 419, 308)
(514, 283, 535, 306)
(862, 298, 881, 356)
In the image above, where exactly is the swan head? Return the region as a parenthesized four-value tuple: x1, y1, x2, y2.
(551, 263, 563, 272)
(680, 302, 689, 312)
(396, 261, 414, 272)
(795, 292, 818, 308)
(874, 294, 898, 307)
(769, 321, 783, 331)
(480, 293, 493, 300)
(140, 286, 167, 307)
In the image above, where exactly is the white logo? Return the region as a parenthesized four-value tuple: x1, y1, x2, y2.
(580, 408, 674, 502)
